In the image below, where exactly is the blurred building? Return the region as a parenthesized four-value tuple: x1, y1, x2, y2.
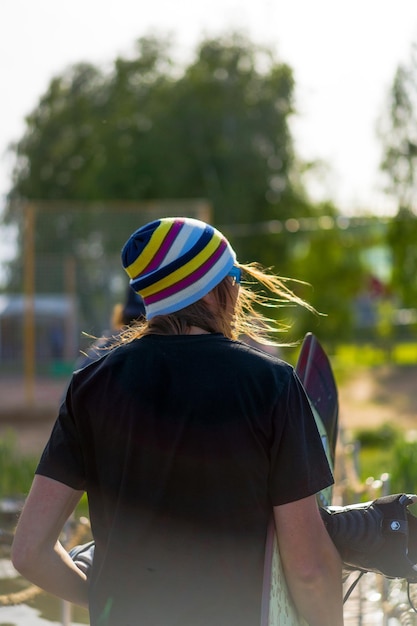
(0, 294, 78, 371)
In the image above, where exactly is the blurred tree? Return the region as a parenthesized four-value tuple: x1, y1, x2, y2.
(386, 209, 417, 309)
(378, 43, 417, 308)
(3, 32, 364, 340)
(284, 203, 368, 345)
(379, 52, 417, 208)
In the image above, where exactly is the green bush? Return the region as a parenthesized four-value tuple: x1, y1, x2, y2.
(352, 424, 417, 494)
(0, 430, 38, 497)
(352, 422, 402, 485)
(358, 447, 395, 484)
(0, 430, 90, 520)
(389, 434, 417, 494)
(353, 422, 401, 448)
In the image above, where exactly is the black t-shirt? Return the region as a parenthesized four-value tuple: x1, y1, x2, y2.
(37, 334, 333, 626)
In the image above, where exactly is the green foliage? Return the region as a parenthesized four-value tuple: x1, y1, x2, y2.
(378, 43, 417, 310)
(6, 34, 300, 231)
(352, 422, 400, 486)
(387, 210, 417, 308)
(379, 59, 417, 207)
(354, 422, 401, 448)
(3, 32, 371, 342)
(390, 434, 417, 494)
(0, 430, 38, 497)
(352, 422, 417, 494)
(358, 446, 395, 484)
(0, 431, 90, 519)
(335, 342, 417, 367)
(288, 205, 368, 343)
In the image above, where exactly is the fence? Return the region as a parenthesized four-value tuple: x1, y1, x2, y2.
(2, 199, 211, 402)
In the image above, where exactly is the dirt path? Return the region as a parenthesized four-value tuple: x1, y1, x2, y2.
(338, 364, 417, 432)
(0, 376, 67, 457)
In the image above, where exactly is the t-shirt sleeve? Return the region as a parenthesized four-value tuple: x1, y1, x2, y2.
(36, 381, 87, 491)
(269, 368, 334, 506)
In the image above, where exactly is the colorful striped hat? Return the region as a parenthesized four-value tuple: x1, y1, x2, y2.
(121, 217, 237, 319)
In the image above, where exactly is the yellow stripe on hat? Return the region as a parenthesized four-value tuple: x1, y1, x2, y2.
(139, 234, 222, 298)
(124, 220, 174, 279)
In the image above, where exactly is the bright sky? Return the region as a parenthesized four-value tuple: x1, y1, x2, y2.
(1, 0, 417, 232)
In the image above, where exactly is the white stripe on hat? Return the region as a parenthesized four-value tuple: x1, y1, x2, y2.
(159, 220, 203, 268)
(145, 250, 235, 319)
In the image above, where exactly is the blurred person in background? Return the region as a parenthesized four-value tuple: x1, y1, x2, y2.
(12, 217, 343, 626)
(76, 285, 146, 369)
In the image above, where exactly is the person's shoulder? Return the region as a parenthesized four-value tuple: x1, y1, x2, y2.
(232, 339, 292, 370)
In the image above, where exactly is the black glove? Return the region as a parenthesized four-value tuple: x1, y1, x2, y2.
(320, 493, 417, 582)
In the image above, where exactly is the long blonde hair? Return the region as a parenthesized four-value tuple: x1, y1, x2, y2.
(116, 262, 317, 347)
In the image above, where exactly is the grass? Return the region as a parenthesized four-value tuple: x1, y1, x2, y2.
(334, 341, 417, 368)
(389, 434, 417, 494)
(0, 431, 38, 498)
(358, 446, 396, 484)
(392, 342, 417, 364)
(0, 430, 89, 526)
(352, 422, 400, 484)
(351, 422, 417, 495)
(332, 341, 417, 493)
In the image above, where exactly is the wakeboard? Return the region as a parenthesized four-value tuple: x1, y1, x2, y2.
(261, 332, 339, 626)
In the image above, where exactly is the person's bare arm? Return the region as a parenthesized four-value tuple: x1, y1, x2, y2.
(274, 494, 344, 626)
(11, 474, 88, 608)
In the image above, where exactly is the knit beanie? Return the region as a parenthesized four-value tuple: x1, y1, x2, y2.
(121, 217, 237, 320)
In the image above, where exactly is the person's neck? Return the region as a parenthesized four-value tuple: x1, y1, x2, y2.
(187, 326, 211, 335)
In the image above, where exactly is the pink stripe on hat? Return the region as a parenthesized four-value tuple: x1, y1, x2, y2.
(143, 219, 185, 274)
(145, 239, 227, 304)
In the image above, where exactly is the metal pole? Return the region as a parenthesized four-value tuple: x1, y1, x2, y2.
(64, 256, 77, 362)
(61, 600, 72, 626)
(61, 517, 73, 626)
(23, 203, 36, 406)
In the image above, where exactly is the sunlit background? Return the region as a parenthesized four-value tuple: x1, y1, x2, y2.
(2, 0, 417, 212)
(3, 5, 417, 624)
(2, 0, 417, 347)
